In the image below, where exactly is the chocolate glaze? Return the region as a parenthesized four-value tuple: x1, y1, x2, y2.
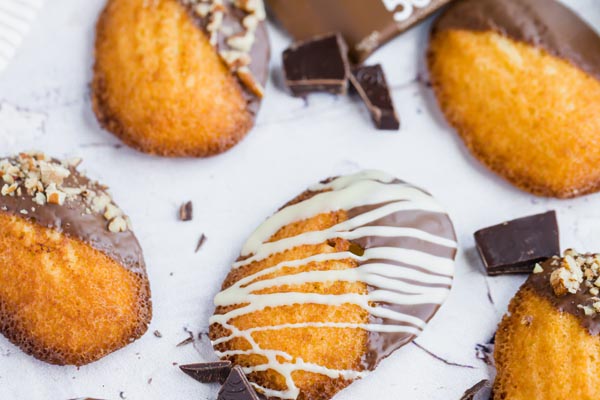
(182, 2, 270, 116)
(0, 159, 146, 275)
(433, 0, 600, 81)
(345, 198, 457, 370)
(267, 0, 452, 62)
(527, 256, 600, 336)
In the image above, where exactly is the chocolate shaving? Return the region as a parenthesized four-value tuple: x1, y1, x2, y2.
(349, 64, 399, 130)
(474, 211, 560, 276)
(176, 329, 195, 347)
(460, 380, 493, 400)
(179, 201, 193, 221)
(218, 366, 260, 400)
(282, 33, 349, 97)
(195, 233, 207, 253)
(180, 361, 232, 384)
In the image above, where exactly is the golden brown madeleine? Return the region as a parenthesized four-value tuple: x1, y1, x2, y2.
(92, 0, 269, 157)
(209, 171, 457, 400)
(495, 251, 600, 399)
(428, 0, 600, 198)
(0, 152, 151, 366)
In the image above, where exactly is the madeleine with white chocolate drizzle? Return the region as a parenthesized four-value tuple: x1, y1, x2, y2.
(209, 171, 457, 400)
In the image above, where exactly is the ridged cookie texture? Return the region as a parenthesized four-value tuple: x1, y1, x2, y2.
(92, 0, 270, 157)
(209, 171, 457, 400)
(428, 0, 600, 198)
(0, 152, 151, 366)
(495, 251, 600, 399)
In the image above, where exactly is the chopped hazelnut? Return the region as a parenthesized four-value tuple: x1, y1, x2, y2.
(108, 216, 128, 233)
(532, 263, 544, 274)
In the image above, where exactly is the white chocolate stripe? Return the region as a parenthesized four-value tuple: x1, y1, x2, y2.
(212, 293, 431, 329)
(212, 322, 422, 347)
(234, 220, 456, 269)
(309, 170, 396, 191)
(241, 181, 440, 256)
(231, 254, 453, 292)
(219, 270, 447, 307)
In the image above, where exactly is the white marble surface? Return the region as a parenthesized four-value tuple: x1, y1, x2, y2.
(1, 1, 600, 399)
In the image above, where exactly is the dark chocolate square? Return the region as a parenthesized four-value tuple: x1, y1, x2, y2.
(282, 33, 349, 97)
(474, 210, 560, 275)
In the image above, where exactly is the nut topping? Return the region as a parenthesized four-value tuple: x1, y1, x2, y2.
(0, 152, 131, 233)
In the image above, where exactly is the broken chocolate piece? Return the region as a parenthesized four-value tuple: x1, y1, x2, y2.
(179, 361, 232, 384)
(218, 366, 260, 400)
(474, 211, 559, 275)
(350, 64, 399, 130)
(179, 201, 193, 221)
(282, 33, 349, 97)
(268, 0, 453, 62)
(460, 380, 492, 400)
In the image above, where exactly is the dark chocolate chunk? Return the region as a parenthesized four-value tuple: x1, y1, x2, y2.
(474, 211, 559, 275)
(179, 201, 193, 221)
(268, 0, 452, 62)
(282, 33, 349, 97)
(218, 366, 260, 400)
(460, 380, 492, 400)
(179, 361, 232, 384)
(350, 64, 399, 130)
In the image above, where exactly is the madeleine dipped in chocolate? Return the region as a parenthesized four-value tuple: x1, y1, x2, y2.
(92, 0, 269, 157)
(0, 152, 151, 366)
(428, 0, 600, 198)
(209, 171, 457, 400)
(495, 250, 600, 399)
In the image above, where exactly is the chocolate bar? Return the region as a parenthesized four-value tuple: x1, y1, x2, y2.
(268, 0, 453, 62)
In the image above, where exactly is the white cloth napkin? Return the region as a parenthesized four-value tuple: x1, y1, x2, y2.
(0, 0, 44, 73)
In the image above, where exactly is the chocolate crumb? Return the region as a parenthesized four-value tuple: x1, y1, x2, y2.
(195, 233, 207, 253)
(153, 330, 162, 338)
(179, 201, 193, 221)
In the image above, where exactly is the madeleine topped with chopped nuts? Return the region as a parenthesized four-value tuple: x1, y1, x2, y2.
(495, 249, 600, 399)
(0, 151, 151, 366)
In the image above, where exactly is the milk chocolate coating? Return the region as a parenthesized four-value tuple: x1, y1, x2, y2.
(527, 256, 600, 336)
(346, 205, 457, 369)
(183, 2, 270, 115)
(433, 0, 600, 81)
(0, 160, 145, 275)
(267, 0, 452, 62)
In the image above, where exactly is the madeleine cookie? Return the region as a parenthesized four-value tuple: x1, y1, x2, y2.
(209, 171, 457, 400)
(0, 152, 151, 366)
(428, 0, 600, 198)
(495, 250, 600, 399)
(92, 0, 269, 157)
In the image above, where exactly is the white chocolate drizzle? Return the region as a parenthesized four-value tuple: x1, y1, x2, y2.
(382, 0, 432, 22)
(210, 170, 457, 399)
